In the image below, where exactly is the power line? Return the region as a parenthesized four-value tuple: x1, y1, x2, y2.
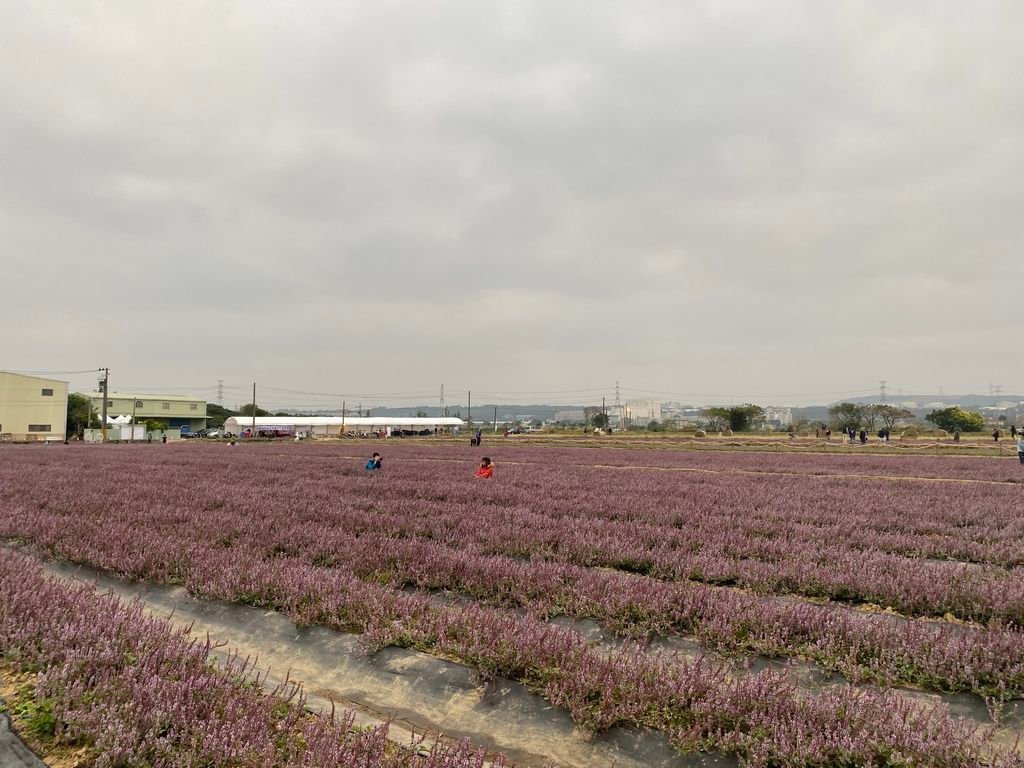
(619, 385, 879, 400)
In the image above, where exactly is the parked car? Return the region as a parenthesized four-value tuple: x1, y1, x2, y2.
(205, 430, 221, 439)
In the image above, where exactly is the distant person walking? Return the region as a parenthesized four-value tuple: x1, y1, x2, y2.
(993, 428, 1001, 443)
(1011, 425, 1018, 439)
(859, 429, 867, 444)
(475, 428, 483, 446)
(475, 457, 494, 479)
(1018, 435, 1024, 464)
(365, 452, 382, 471)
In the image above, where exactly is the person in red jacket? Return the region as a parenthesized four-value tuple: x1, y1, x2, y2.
(475, 457, 493, 478)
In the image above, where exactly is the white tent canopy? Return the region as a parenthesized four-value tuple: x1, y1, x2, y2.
(223, 416, 465, 435)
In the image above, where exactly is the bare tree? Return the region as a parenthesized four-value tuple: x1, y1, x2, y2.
(701, 407, 730, 431)
(862, 404, 881, 431)
(873, 404, 914, 430)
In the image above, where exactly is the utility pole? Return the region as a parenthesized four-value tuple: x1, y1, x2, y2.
(99, 368, 109, 442)
(341, 400, 346, 436)
(251, 382, 256, 436)
(467, 390, 472, 429)
(131, 396, 137, 442)
(440, 384, 446, 417)
(615, 380, 622, 431)
(217, 379, 224, 406)
(493, 404, 498, 432)
(602, 396, 606, 431)
(879, 380, 887, 404)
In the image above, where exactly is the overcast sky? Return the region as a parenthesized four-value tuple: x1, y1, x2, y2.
(2, 1, 1021, 408)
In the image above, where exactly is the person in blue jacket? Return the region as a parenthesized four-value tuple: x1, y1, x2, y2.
(365, 452, 382, 471)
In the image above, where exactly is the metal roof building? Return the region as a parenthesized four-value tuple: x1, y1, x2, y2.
(223, 415, 464, 437)
(81, 391, 208, 433)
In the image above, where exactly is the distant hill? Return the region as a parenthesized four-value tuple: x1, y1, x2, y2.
(833, 394, 1023, 408)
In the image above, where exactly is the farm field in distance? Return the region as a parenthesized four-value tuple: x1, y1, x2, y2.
(2, 440, 1024, 767)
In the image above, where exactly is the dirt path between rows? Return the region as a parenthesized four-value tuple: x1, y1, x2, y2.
(39, 559, 731, 768)
(22, 554, 1024, 761)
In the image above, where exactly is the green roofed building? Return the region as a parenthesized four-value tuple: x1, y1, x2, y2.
(82, 392, 208, 434)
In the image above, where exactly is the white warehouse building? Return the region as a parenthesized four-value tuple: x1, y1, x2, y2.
(223, 416, 465, 437)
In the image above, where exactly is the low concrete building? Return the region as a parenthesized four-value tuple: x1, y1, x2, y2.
(83, 392, 208, 433)
(0, 371, 69, 441)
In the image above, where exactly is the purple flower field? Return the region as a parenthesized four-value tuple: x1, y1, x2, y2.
(0, 549, 498, 767)
(2, 441, 1023, 766)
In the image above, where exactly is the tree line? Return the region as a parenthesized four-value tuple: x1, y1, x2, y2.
(827, 402, 985, 433)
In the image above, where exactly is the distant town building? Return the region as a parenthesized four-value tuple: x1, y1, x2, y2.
(624, 400, 662, 425)
(83, 392, 208, 434)
(762, 406, 793, 429)
(0, 371, 68, 441)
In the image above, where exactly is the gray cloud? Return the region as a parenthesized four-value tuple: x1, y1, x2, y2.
(2, 0, 1021, 405)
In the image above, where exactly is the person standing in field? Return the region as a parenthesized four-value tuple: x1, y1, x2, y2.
(993, 428, 1001, 442)
(1011, 425, 1017, 439)
(475, 428, 483, 446)
(1018, 434, 1024, 464)
(475, 457, 493, 478)
(365, 452, 382, 471)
